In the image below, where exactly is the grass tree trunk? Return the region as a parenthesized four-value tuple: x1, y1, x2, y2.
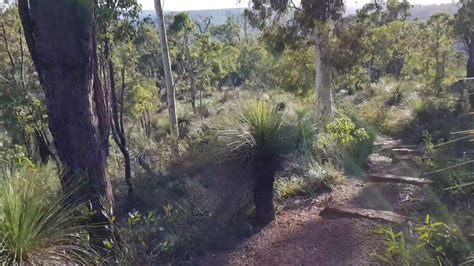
(154, 0, 179, 138)
(314, 23, 333, 118)
(18, 0, 115, 241)
(254, 162, 277, 225)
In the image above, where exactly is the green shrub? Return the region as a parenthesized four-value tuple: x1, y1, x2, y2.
(294, 106, 317, 152)
(317, 116, 374, 174)
(274, 176, 310, 201)
(374, 215, 471, 265)
(0, 164, 95, 265)
(407, 99, 458, 143)
(274, 162, 344, 201)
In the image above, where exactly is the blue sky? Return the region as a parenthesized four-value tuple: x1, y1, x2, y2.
(139, 0, 455, 11)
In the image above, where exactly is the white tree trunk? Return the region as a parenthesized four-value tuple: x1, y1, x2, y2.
(314, 24, 333, 118)
(154, 0, 178, 138)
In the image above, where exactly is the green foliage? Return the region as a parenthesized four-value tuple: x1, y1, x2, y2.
(210, 15, 241, 45)
(190, 33, 240, 89)
(0, 164, 95, 265)
(134, 23, 163, 79)
(374, 215, 471, 265)
(454, 0, 474, 49)
(317, 116, 374, 174)
(125, 80, 156, 119)
(294, 106, 317, 150)
(274, 162, 344, 201)
(326, 117, 369, 145)
(237, 41, 267, 83)
(0, 6, 48, 150)
(275, 48, 315, 97)
(246, 0, 344, 31)
(0, 140, 33, 167)
(168, 12, 195, 38)
(373, 227, 412, 265)
(219, 100, 296, 167)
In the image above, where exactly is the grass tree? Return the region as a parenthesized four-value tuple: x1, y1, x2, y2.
(0, 165, 95, 264)
(219, 100, 296, 225)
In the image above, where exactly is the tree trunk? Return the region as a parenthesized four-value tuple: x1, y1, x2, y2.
(154, 0, 179, 138)
(468, 43, 474, 78)
(314, 24, 333, 118)
(33, 129, 52, 164)
(18, 0, 114, 242)
(190, 67, 197, 113)
(184, 36, 197, 113)
(105, 39, 133, 196)
(254, 163, 277, 225)
(468, 43, 474, 109)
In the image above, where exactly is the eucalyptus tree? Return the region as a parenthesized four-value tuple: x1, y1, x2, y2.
(356, 0, 411, 26)
(246, 0, 344, 117)
(210, 15, 242, 45)
(169, 12, 197, 112)
(18, 0, 115, 240)
(155, 0, 178, 138)
(425, 13, 455, 93)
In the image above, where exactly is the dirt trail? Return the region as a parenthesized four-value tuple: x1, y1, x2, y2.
(200, 137, 429, 266)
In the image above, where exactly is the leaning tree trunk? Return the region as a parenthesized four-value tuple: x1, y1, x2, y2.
(314, 23, 333, 118)
(104, 38, 133, 196)
(18, 0, 114, 241)
(154, 0, 179, 138)
(253, 162, 278, 225)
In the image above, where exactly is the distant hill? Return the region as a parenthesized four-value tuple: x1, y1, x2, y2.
(142, 9, 245, 25)
(409, 3, 458, 20)
(141, 3, 459, 25)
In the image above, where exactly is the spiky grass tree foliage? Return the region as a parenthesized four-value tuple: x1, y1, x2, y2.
(0, 165, 95, 264)
(219, 100, 296, 225)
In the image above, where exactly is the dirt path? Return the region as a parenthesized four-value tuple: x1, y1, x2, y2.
(199, 137, 428, 266)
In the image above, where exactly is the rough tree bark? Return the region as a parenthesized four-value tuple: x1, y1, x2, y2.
(154, 0, 179, 138)
(18, 0, 114, 241)
(314, 24, 333, 118)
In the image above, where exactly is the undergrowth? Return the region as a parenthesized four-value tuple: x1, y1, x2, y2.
(374, 214, 471, 265)
(0, 164, 96, 265)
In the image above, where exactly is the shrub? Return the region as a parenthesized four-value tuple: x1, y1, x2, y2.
(406, 99, 458, 143)
(274, 162, 344, 201)
(294, 106, 317, 152)
(0, 164, 95, 265)
(374, 215, 471, 265)
(317, 116, 374, 174)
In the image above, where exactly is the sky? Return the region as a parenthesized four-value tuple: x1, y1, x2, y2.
(139, 0, 456, 11)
